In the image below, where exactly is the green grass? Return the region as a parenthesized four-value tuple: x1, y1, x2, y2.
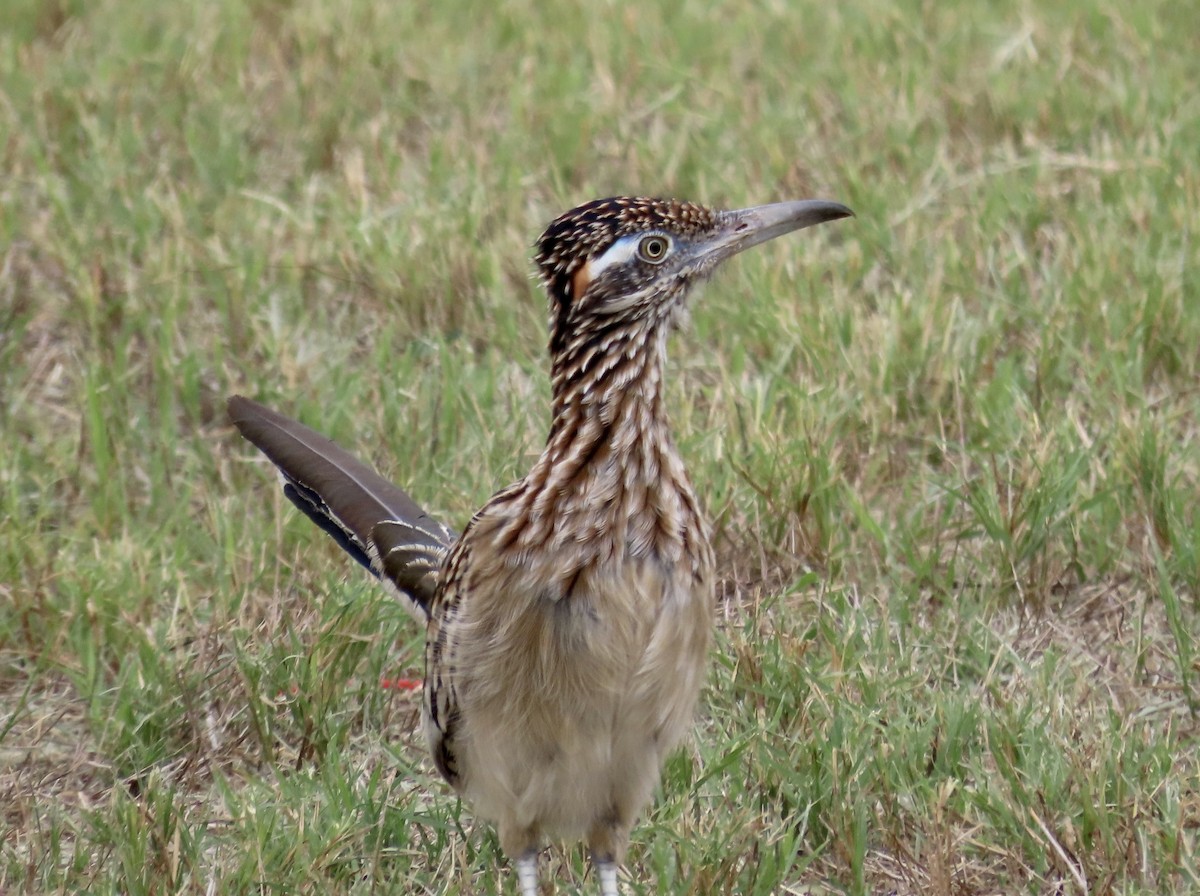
(2, 0, 1197, 893)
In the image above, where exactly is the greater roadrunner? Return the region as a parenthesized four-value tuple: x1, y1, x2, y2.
(229, 195, 852, 895)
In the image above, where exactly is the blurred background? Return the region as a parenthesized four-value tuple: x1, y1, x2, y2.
(2, 0, 1196, 893)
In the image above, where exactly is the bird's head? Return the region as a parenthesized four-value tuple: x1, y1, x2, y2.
(534, 196, 853, 356)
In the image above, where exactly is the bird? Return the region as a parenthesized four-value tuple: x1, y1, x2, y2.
(228, 194, 852, 895)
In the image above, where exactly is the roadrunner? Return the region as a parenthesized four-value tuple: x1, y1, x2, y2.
(229, 195, 852, 895)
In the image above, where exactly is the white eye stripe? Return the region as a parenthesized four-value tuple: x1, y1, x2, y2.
(584, 234, 645, 281)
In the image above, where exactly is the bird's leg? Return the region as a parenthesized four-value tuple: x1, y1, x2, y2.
(515, 851, 539, 896)
(597, 858, 620, 896)
(589, 814, 629, 896)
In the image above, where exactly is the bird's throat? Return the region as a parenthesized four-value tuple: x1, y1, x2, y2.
(545, 321, 670, 460)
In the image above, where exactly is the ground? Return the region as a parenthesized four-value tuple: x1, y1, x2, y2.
(1, 0, 1197, 893)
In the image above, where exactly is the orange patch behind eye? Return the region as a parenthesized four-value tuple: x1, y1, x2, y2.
(570, 262, 592, 300)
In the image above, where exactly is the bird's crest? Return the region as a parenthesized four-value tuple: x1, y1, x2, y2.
(534, 197, 719, 354)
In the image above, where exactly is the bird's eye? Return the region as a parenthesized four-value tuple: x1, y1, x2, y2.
(637, 234, 671, 263)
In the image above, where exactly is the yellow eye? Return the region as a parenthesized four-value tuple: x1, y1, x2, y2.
(637, 234, 670, 263)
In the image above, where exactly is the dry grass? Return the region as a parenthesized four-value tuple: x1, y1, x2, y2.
(3, 0, 1197, 893)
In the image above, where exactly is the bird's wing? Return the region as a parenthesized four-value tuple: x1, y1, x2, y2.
(227, 395, 456, 619)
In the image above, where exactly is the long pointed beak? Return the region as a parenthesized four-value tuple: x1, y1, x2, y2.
(703, 199, 853, 266)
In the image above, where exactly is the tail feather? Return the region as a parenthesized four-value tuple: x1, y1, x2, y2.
(227, 395, 454, 618)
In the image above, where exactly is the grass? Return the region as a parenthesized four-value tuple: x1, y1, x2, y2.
(2, 0, 1197, 892)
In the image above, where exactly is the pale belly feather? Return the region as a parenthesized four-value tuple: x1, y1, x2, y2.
(427, 555, 712, 857)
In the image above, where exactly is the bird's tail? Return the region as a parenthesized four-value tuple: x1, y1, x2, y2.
(227, 396, 455, 620)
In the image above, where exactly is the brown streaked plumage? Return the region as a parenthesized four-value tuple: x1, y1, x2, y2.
(228, 194, 852, 895)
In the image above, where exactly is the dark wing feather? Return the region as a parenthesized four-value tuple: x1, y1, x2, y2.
(228, 395, 456, 618)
